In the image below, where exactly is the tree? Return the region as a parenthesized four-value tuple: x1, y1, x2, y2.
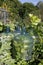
(37, 1, 43, 21)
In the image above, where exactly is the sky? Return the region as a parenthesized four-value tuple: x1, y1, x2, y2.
(19, 0, 43, 5)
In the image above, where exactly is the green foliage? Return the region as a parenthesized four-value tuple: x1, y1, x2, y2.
(23, 2, 38, 12)
(29, 13, 41, 26)
(0, 34, 15, 65)
(0, 14, 43, 65)
(0, 0, 43, 65)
